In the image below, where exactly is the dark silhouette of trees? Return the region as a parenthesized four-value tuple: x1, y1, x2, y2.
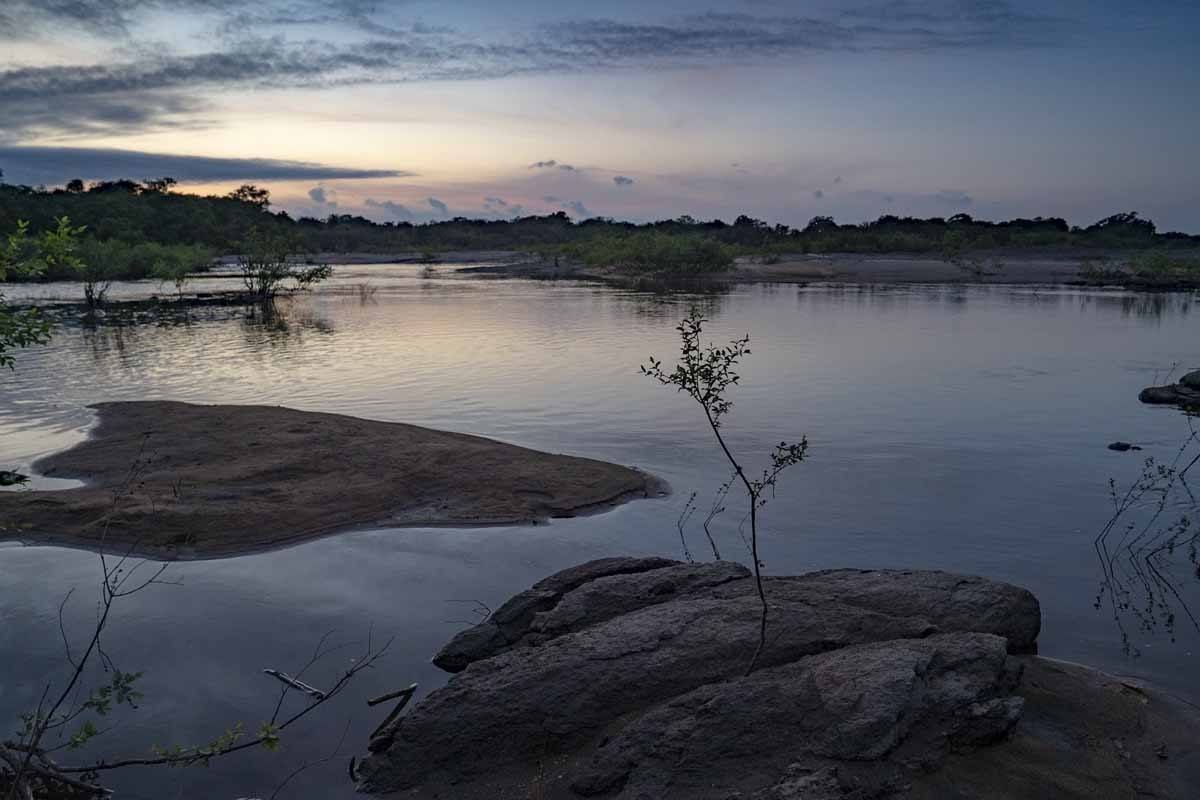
(0, 176, 1195, 283)
(142, 176, 178, 194)
(228, 184, 271, 208)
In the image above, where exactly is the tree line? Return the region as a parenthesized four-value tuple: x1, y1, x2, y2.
(2, 174, 1197, 276)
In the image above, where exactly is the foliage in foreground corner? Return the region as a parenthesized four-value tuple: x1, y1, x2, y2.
(0, 217, 67, 367)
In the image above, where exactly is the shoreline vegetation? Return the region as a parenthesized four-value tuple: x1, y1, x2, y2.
(0, 401, 662, 559)
(2, 179, 1198, 291)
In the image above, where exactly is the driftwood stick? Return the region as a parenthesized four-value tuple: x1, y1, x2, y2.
(263, 669, 327, 700)
(367, 684, 418, 751)
(367, 683, 418, 708)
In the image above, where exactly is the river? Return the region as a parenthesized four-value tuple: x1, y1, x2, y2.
(1, 266, 1197, 798)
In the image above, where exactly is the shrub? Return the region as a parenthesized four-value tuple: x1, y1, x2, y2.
(238, 229, 331, 301)
(568, 232, 734, 274)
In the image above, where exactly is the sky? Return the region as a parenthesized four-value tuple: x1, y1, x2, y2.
(1, 0, 1197, 231)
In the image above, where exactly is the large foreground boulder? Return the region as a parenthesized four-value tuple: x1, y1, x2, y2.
(355, 559, 1047, 798)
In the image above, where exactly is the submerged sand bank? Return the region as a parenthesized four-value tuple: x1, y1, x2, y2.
(0, 402, 660, 559)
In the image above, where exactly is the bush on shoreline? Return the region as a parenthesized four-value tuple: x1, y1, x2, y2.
(554, 231, 735, 274)
(1079, 250, 1200, 288)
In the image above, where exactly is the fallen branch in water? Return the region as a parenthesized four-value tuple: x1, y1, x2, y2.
(263, 670, 327, 701)
(367, 684, 419, 753)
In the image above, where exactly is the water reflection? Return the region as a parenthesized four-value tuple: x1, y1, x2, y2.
(1076, 290, 1196, 320)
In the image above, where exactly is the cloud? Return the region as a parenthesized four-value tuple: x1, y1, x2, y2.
(0, 91, 210, 144)
(484, 196, 525, 217)
(813, 189, 824, 199)
(542, 195, 561, 204)
(364, 197, 413, 220)
(427, 196, 448, 215)
(530, 159, 576, 171)
(933, 189, 974, 207)
(613, 175, 634, 186)
(833, 176, 843, 184)
(0, 145, 408, 186)
(0, 2, 1075, 139)
(307, 186, 334, 205)
(562, 199, 593, 219)
(0, 0, 374, 39)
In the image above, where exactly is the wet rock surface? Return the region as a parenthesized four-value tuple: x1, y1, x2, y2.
(356, 559, 1053, 798)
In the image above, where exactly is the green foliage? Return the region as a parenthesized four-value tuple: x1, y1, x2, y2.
(151, 722, 246, 767)
(257, 721, 282, 752)
(563, 231, 734, 274)
(238, 228, 331, 300)
(0, 220, 37, 280)
(1079, 250, 1200, 288)
(81, 670, 143, 716)
(68, 719, 100, 751)
(38, 216, 87, 276)
(0, 219, 55, 367)
(1130, 251, 1200, 282)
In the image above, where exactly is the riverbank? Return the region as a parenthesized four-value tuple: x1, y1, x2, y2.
(454, 247, 1200, 288)
(0, 402, 663, 559)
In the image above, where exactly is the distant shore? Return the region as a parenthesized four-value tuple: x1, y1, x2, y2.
(451, 248, 1200, 288)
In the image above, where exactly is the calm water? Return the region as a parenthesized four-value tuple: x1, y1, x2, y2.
(1, 267, 1198, 798)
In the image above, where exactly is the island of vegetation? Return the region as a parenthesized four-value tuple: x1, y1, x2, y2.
(0, 401, 661, 558)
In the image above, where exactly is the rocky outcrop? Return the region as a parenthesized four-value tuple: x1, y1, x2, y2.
(355, 559, 1043, 798)
(1140, 369, 1200, 409)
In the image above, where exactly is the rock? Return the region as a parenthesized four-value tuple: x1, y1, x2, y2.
(1107, 442, 1142, 452)
(0, 471, 28, 487)
(357, 559, 1043, 796)
(904, 655, 1200, 800)
(569, 634, 1022, 798)
(433, 556, 681, 671)
(1139, 382, 1200, 408)
(750, 766, 850, 800)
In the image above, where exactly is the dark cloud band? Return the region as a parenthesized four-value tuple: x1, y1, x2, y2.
(0, 146, 409, 186)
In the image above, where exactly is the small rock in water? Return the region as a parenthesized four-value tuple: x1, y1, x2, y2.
(1107, 442, 1141, 452)
(0, 470, 29, 487)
